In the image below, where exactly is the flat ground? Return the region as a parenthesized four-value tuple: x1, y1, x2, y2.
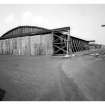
(0, 49, 105, 101)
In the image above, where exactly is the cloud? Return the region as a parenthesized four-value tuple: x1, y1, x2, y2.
(21, 11, 49, 27)
(2, 14, 18, 35)
(5, 14, 15, 24)
(21, 11, 33, 24)
(4, 11, 51, 29)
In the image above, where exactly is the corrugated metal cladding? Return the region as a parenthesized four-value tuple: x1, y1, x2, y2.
(0, 26, 89, 56)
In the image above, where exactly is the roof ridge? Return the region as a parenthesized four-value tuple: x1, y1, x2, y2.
(1, 25, 50, 37)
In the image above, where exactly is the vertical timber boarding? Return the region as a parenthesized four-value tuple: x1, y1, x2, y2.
(30, 33, 53, 56)
(0, 33, 53, 56)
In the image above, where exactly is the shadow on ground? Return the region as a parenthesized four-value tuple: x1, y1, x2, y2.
(0, 88, 6, 101)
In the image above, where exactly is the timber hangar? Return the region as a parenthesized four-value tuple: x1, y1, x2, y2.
(0, 26, 89, 56)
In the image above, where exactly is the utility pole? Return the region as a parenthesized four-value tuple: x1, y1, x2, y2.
(65, 27, 72, 57)
(66, 30, 70, 55)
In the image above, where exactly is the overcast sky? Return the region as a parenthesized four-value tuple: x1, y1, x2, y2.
(0, 4, 105, 44)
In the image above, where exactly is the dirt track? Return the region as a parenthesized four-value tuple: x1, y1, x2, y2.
(63, 55, 105, 100)
(0, 55, 85, 101)
(0, 50, 105, 101)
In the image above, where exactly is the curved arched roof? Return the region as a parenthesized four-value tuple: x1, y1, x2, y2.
(0, 26, 89, 42)
(0, 26, 51, 39)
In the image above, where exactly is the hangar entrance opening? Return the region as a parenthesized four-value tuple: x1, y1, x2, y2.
(53, 32, 68, 55)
